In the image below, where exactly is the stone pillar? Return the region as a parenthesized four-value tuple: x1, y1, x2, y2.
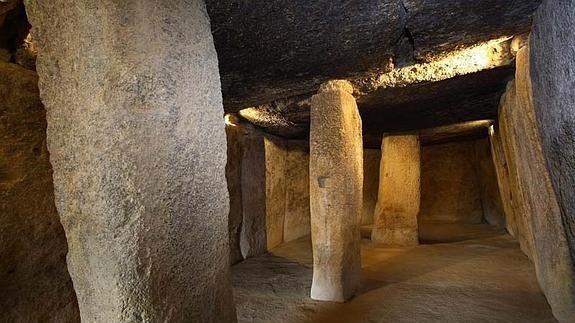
(26, 1, 236, 322)
(372, 134, 420, 246)
(240, 125, 267, 258)
(309, 80, 362, 302)
(225, 114, 244, 265)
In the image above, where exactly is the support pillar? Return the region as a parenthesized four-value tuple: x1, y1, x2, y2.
(372, 134, 420, 246)
(26, 1, 236, 322)
(309, 80, 362, 302)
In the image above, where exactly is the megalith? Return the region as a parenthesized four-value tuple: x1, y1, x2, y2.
(309, 80, 363, 302)
(372, 134, 420, 246)
(529, 4, 575, 318)
(25, 0, 236, 321)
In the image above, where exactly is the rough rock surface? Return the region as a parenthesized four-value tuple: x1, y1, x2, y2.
(420, 140, 483, 224)
(372, 134, 420, 246)
(265, 135, 287, 250)
(240, 125, 268, 258)
(362, 149, 381, 225)
(0, 61, 79, 322)
(309, 80, 363, 302)
(508, 44, 575, 322)
(283, 141, 311, 243)
(490, 118, 521, 240)
(225, 117, 244, 265)
(404, 0, 541, 60)
(475, 138, 506, 228)
(498, 81, 535, 259)
(206, 0, 403, 109)
(26, 1, 236, 321)
(205, 0, 539, 109)
(530, 5, 575, 319)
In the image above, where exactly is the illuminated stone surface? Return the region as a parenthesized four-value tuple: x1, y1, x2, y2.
(309, 80, 362, 302)
(372, 134, 420, 246)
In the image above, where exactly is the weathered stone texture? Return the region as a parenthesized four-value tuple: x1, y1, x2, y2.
(265, 135, 287, 250)
(284, 140, 311, 243)
(372, 134, 420, 246)
(0, 61, 79, 322)
(530, 5, 575, 321)
(26, 1, 236, 321)
(310, 80, 362, 302)
(225, 117, 244, 265)
(420, 140, 483, 224)
(516, 40, 575, 321)
(362, 149, 381, 225)
(475, 138, 505, 228)
(498, 81, 536, 259)
(240, 125, 268, 258)
(490, 125, 518, 236)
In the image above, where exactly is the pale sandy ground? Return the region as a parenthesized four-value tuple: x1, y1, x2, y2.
(232, 224, 557, 323)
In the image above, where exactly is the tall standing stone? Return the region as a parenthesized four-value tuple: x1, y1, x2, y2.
(309, 80, 363, 302)
(372, 134, 420, 246)
(25, 1, 236, 322)
(529, 4, 575, 318)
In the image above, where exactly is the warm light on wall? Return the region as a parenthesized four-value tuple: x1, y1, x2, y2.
(224, 113, 239, 127)
(488, 124, 495, 137)
(358, 37, 514, 93)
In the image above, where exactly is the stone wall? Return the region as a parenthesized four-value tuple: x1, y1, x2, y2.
(229, 128, 382, 250)
(264, 136, 287, 250)
(529, 3, 575, 321)
(420, 140, 484, 224)
(0, 61, 79, 322)
(475, 138, 506, 228)
(362, 149, 380, 225)
(492, 36, 575, 321)
(284, 141, 311, 243)
(497, 80, 536, 259)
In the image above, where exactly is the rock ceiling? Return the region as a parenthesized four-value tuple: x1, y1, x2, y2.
(205, 0, 541, 141)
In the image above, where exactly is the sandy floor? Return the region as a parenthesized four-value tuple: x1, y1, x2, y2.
(232, 224, 557, 323)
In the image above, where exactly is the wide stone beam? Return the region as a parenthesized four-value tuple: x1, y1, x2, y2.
(26, 1, 236, 322)
(372, 134, 421, 246)
(205, 0, 540, 110)
(309, 80, 362, 302)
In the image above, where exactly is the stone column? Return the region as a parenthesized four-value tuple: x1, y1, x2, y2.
(240, 125, 268, 258)
(309, 80, 362, 302)
(372, 134, 420, 246)
(26, 1, 236, 322)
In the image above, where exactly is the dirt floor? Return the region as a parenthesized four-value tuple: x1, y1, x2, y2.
(232, 224, 557, 323)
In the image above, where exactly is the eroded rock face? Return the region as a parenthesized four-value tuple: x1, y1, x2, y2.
(225, 117, 244, 265)
(265, 136, 288, 250)
(26, 1, 236, 321)
(0, 61, 79, 322)
(372, 134, 420, 246)
(206, 0, 403, 109)
(309, 80, 362, 302)
(530, 6, 575, 321)
(284, 141, 311, 243)
(206, 0, 540, 110)
(515, 39, 575, 321)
